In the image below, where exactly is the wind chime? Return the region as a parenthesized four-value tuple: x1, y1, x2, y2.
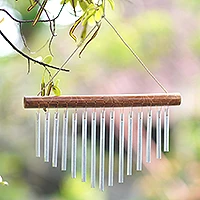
(24, 92, 181, 191)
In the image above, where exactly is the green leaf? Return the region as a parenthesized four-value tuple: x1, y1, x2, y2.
(60, 0, 69, 4)
(81, 23, 88, 40)
(79, 0, 89, 11)
(52, 85, 61, 96)
(54, 79, 60, 87)
(107, 0, 115, 10)
(41, 77, 45, 96)
(43, 55, 53, 64)
(82, 8, 96, 26)
(94, 6, 103, 22)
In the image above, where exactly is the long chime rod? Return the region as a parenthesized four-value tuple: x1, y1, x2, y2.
(24, 93, 181, 108)
(108, 110, 115, 186)
(35, 110, 41, 158)
(99, 110, 106, 191)
(61, 109, 68, 171)
(127, 110, 133, 175)
(146, 109, 152, 163)
(91, 111, 96, 188)
(71, 111, 77, 178)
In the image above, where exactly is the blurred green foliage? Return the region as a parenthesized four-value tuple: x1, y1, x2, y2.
(94, 11, 173, 69)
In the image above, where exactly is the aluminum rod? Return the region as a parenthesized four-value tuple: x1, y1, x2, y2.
(35, 111, 41, 157)
(119, 113, 125, 183)
(52, 111, 59, 167)
(156, 109, 162, 159)
(127, 111, 133, 175)
(164, 108, 170, 152)
(44, 111, 50, 162)
(91, 111, 96, 188)
(82, 110, 87, 182)
(71, 112, 77, 178)
(99, 110, 105, 191)
(146, 110, 152, 163)
(108, 110, 115, 186)
(61, 109, 68, 171)
(136, 111, 143, 171)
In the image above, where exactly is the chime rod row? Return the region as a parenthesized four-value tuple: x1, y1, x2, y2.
(24, 93, 181, 108)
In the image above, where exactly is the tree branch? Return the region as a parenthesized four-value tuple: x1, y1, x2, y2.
(0, 29, 70, 73)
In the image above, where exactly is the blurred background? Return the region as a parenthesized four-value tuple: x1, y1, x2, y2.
(0, 0, 200, 199)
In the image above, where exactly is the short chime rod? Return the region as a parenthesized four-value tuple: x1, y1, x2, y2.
(24, 93, 181, 108)
(164, 107, 170, 152)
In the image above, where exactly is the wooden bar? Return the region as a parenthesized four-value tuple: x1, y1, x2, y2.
(24, 93, 181, 108)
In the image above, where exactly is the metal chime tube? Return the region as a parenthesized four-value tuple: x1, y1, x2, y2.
(52, 111, 59, 167)
(119, 112, 125, 183)
(82, 110, 87, 182)
(44, 111, 50, 162)
(61, 109, 68, 171)
(108, 110, 115, 186)
(71, 111, 77, 178)
(127, 110, 133, 175)
(137, 111, 143, 171)
(35, 111, 41, 157)
(164, 107, 170, 152)
(146, 109, 152, 163)
(156, 109, 162, 159)
(91, 111, 96, 188)
(99, 110, 105, 191)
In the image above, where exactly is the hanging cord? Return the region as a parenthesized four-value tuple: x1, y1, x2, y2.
(103, 16, 168, 93)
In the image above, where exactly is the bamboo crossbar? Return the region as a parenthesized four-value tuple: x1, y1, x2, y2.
(24, 93, 181, 108)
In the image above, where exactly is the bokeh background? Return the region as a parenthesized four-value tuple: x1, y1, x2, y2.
(0, 0, 200, 199)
